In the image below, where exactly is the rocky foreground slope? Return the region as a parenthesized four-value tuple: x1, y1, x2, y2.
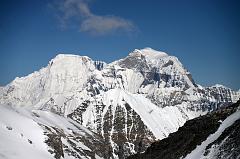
(0, 48, 239, 158)
(128, 100, 240, 159)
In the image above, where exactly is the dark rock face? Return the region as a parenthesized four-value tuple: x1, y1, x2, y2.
(204, 119, 240, 158)
(128, 101, 240, 159)
(41, 123, 108, 159)
(94, 61, 106, 71)
(43, 126, 65, 159)
(162, 60, 174, 68)
(67, 100, 90, 124)
(118, 54, 150, 71)
(68, 102, 155, 158)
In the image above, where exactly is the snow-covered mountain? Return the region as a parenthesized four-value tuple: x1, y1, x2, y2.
(0, 48, 239, 158)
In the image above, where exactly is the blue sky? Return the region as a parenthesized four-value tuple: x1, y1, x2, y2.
(0, 0, 239, 90)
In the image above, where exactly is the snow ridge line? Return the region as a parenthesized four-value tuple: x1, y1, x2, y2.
(184, 110, 240, 159)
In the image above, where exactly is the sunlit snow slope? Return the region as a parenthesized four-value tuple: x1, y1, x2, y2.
(0, 104, 106, 159)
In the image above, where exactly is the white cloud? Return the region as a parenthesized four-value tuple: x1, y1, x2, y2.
(80, 15, 135, 35)
(54, 0, 135, 35)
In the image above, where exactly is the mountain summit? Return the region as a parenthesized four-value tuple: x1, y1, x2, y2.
(129, 48, 168, 59)
(0, 48, 239, 158)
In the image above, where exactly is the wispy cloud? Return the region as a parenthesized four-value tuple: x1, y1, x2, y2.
(80, 15, 135, 35)
(52, 0, 136, 35)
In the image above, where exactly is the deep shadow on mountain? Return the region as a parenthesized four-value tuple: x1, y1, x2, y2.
(128, 100, 240, 159)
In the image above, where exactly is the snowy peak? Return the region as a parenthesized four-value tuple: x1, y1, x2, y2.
(49, 54, 108, 72)
(44, 54, 97, 94)
(113, 48, 196, 90)
(129, 47, 168, 59)
(49, 54, 95, 70)
(116, 47, 173, 71)
(52, 53, 89, 59)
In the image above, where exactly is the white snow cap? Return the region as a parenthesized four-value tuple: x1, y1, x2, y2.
(130, 47, 168, 59)
(51, 53, 92, 63)
(49, 53, 95, 70)
(212, 84, 229, 89)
